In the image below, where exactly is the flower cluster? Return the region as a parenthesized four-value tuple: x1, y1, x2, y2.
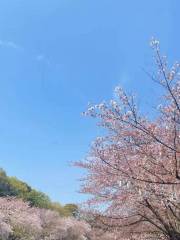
(0, 197, 90, 240)
(77, 41, 180, 240)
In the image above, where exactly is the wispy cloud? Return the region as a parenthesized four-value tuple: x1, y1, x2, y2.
(0, 39, 51, 66)
(0, 40, 22, 50)
(36, 54, 50, 65)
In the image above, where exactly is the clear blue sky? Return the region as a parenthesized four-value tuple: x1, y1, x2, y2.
(0, 0, 179, 204)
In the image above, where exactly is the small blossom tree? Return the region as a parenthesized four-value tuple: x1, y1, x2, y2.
(0, 197, 42, 240)
(76, 40, 180, 240)
(0, 197, 91, 240)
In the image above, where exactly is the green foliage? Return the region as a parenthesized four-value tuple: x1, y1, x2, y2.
(8, 177, 31, 197)
(0, 168, 17, 196)
(25, 189, 51, 209)
(0, 168, 78, 217)
(50, 203, 79, 217)
(49, 202, 66, 215)
(63, 204, 79, 217)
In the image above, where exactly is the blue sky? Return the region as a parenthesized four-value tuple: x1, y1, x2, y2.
(0, 0, 179, 204)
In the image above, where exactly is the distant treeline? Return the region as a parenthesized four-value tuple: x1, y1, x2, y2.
(0, 168, 78, 217)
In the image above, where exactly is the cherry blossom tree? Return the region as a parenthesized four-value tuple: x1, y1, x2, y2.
(39, 208, 90, 240)
(0, 197, 42, 240)
(0, 197, 91, 240)
(76, 40, 180, 240)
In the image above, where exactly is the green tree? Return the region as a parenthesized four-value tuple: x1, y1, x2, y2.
(63, 204, 79, 217)
(8, 177, 31, 197)
(0, 168, 16, 196)
(25, 189, 51, 208)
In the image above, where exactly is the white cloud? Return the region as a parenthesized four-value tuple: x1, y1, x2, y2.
(36, 55, 45, 61)
(0, 40, 22, 50)
(36, 54, 50, 65)
(0, 40, 51, 66)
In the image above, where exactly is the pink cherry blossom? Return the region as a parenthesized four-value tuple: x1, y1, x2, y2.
(76, 41, 180, 240)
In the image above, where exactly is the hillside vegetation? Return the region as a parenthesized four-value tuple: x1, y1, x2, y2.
(0, 168, 77, 217)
